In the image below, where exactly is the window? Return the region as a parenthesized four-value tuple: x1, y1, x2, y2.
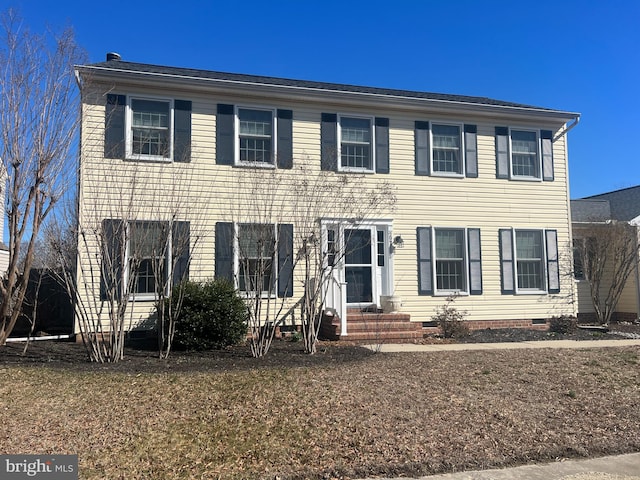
(340, 116, 373, 170)
(417, 226, 482, 296)
(129, 222, 169, 296)
(573, 239, 585, 280)
(237, 108, 274, 164)
(515, 230, 545, 290)
(432, 124, 462, 174)
(129, 98, 171, 160)
(237, 224, 276, 294)
(435, 228, 466, 292)
(511, 130, 539, 179)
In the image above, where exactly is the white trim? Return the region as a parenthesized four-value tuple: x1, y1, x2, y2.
(125, 95, 174, 162)
(234, 105, 277, 168)
(430, 121, 466, 177)
(337, 113, 376, 173)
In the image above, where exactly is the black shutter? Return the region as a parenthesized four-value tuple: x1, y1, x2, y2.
(100, 219, 125, 300)
(277, 224, 294, 297)
(417, 227, 433, 295)
(105, 94, 126, 159)
(173, 100, 192, 163)
(321, 113, 338, 171)
(172, 221, 190, 285)
(499, 228, 515, 294)
(216, 104, 234, 165)
(415, 121, 430, 176)
(464, 124, 478, 178)
(375, 117, 389, 174)
(546, 229, 560, 293)
(277, 109, 293, 169)
(468, 228, 482, 295)
(541, 130, 554, 181)
(495, 126, 510, 179)
(215, 222, 234, 281)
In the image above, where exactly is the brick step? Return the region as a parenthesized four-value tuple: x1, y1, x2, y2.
(341, 322, 422, 333)
(338, 331, 423, 343)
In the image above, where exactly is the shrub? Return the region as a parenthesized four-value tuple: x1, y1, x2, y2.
(549, 315, 578, 334)
(432, 295, 469, 338)
(168, 279, 248, 351)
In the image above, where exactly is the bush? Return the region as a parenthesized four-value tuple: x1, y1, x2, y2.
(168, 279, 248, 351)
(549, 315, 578, 334)
(432, 296, 469, 338)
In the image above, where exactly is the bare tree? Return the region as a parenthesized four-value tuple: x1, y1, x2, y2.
(574, 221, 640, 324)
(0, 11, 86, 345)
(226, 162, 396, 356)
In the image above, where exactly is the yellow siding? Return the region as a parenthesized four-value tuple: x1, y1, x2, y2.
(78, 80, 577, 331)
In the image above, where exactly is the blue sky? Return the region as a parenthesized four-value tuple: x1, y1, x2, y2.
(4, 0, 639, 198)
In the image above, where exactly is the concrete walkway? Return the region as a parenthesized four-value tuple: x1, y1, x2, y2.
(360, 452, 640, 480)
(358, 339, 640, 480)
(364, 338, 640, 352)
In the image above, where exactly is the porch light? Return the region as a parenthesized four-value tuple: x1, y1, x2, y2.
(392, 235, 404, 248)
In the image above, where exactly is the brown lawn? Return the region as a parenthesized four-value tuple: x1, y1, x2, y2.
(1, 342, 639, 479)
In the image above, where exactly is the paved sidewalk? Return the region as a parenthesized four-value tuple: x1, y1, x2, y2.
(360, 452, 640, 480)
(364, 338, 640, 352)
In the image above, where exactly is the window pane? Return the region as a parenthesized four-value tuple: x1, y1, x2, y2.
(511, 130, 538, 177)
(345, 266, 373, 303)
(432, 124, 461, 174)
(238, 109, 273, 163)
(516, 230, 544, 290)
(345, 229, 371, 265)
(238, 224, 275, 293)
(131, 99, 170, 157)
(341, 117, 372, 169)
(435, 229, 465, 291)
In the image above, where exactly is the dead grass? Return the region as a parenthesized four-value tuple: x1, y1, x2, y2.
(1, 345, 640, 479)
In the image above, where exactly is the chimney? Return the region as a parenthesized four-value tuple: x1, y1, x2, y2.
(106, 52, 121, 61)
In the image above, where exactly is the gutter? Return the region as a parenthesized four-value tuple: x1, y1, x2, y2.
(554, 115, 580, 141)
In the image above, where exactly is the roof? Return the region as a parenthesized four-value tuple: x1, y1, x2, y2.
(78, 57, 579, 118)
(581, 185, 640, 222)
(570, 199, 611, 222)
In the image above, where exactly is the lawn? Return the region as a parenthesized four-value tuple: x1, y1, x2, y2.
(1, 343, 640, 479)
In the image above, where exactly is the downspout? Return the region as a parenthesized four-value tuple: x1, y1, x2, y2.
(554, 115, 580, 142)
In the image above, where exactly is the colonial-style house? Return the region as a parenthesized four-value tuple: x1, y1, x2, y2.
(74, 53, 580, 340)
(571, 186, 640, 323)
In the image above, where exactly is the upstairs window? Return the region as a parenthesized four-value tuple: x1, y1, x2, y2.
(238, 108, 274, 164)
(128, 98, 171, 160)
(339, 116, 373, 171)
(432, 124, 462, 175)
(511, 130, 539, 178)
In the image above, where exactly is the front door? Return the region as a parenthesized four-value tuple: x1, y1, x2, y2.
(344, 227, 375, 304)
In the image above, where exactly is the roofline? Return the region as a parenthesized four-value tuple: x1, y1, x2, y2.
(581, 184, 640, 199)
(75, 64, 580, 122)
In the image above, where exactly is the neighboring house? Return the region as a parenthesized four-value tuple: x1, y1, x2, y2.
(73, 53, 580, 336)
(571, 186, 640, 322)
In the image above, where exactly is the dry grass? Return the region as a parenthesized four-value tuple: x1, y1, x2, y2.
(1, 345, 640, 479)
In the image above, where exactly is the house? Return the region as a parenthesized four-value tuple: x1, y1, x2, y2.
(73, 53, 580, 339)
(571, 186, 640, 323)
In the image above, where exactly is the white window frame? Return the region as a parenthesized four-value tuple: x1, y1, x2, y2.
(513, 229, 547, 294)
(125, 96, 174, 162)
(126, 221, 172, 302)
(234, 105, 277, 168)
(337, 114, 375, 173)
(430, 122, 465, 178)
(509, 128, 542, 181)
(234, 222, 278, 298)
(432, 227, 470, 296)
